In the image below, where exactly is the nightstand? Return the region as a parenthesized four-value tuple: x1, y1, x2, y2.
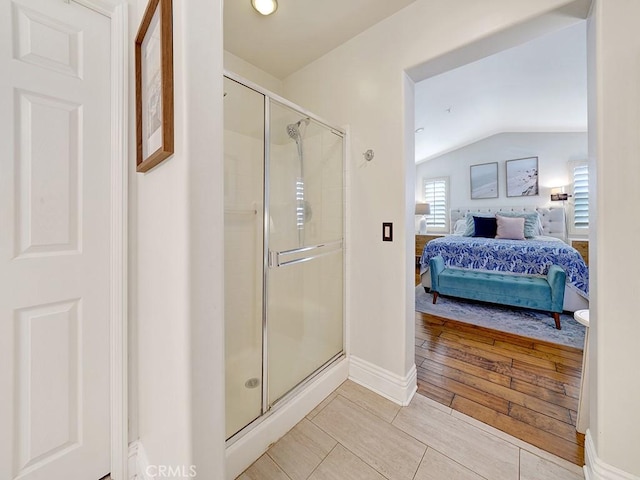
(415, 234, 440, 266)
(571, 240, 589, 266)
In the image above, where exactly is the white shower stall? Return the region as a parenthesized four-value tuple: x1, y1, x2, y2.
(223, 74, 346, 444)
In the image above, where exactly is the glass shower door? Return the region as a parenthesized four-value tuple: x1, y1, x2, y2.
(223, 77, 265, 438)
(267, 100, 344, 405)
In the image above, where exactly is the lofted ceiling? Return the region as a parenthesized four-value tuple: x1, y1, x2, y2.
(224, 0, 416, 79)
(414, 22, 587, 163)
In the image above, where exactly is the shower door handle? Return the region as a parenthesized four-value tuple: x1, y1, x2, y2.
(270, 240, 343, 268)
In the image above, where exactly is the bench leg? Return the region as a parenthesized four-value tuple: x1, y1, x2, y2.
(553, 313, 561, 330)
(432, 291, 439, 304)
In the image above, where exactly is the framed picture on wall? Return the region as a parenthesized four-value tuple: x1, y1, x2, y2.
(470, 162, 498, 199)
(506, 156, 539, 197)
(135, 0, 174, 173)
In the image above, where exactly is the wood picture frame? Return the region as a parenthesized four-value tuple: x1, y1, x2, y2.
(506, 156, 539, 197)
(470, 162, 498, 199)
(135, 0, 174, 173)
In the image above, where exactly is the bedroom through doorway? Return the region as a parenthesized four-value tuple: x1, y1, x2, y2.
(408, 17, 591, 465)
(411, 21, 590, 342)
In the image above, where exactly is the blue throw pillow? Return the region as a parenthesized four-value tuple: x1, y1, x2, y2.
(473, 216, 497, 238)
(463, 212, 494, 236)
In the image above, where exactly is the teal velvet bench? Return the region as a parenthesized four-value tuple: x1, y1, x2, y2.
(429, 255, 566, 330)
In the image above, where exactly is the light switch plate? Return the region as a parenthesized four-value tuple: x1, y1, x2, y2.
(382, 222, 393, 241)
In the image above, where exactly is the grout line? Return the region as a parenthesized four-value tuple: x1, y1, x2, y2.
(308, 398, 341, 442)
(306, 391, 337, 421)
(335, 388, 403, 425)
(430, 446, 492, 480)
(410, 445, 428, 480)
(518, 447, 522, 479)
(338, 442, 393, 480)
(391, 403, 402, 423)
(265, 450, 294, 480)
(305, 443, 338, 479)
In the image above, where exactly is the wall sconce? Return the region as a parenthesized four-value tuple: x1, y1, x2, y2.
(550, 187, 571, 240)
(550, 187, 570, 202)
(415, 203, 430, 234)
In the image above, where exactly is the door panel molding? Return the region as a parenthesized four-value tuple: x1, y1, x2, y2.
(14, 89, 82, 258)
(12, 3, 83, 78)
(15, 299, 81, 476)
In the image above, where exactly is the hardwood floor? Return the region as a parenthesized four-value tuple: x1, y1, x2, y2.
(415, 310, 585, 466)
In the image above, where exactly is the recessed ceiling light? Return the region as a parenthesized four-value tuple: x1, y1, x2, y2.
(251, 0, 278, 15)
(415, 127, 424, 134)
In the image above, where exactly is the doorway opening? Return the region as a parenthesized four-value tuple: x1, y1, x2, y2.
(407, 19, 591, 466)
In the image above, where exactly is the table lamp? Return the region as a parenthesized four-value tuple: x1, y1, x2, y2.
(415, 203, 430, 234)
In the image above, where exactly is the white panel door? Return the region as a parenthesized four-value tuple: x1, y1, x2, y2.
(0, 0, 112, 479)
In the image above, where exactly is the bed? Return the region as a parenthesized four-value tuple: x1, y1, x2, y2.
(419, 207, 589, 312)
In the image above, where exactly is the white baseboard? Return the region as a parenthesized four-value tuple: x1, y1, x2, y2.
(225, 357, 349, 480)
(585, 430, 640, 480)
(348, 355, 417, 406)
(128, 440, 154, 480)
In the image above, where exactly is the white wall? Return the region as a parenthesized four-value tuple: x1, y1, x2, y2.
(224, 50, 284, 95)
(133, 0, 226, 477)
(587, 0, 640, 476)
(416, 132, 587, 212)
(281, 0, 589, 390)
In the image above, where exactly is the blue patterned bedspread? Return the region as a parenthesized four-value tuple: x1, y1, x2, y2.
(420, 236, 589, 299)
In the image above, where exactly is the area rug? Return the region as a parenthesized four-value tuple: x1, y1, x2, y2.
(415, 285, 585, 349)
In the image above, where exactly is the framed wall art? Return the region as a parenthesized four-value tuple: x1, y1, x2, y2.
(135, 0, 174, 173)
(506, 156, 539, 197)
(470, 162, 498, 199)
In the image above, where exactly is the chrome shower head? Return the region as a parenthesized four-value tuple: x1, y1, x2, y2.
(286, 117, 310, 140)
(286, 123, 300, 140)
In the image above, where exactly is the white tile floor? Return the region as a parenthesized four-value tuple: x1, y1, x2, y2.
(237, 380, 584, 480)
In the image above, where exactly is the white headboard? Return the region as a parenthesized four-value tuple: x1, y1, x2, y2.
(450, 206, 566, 242)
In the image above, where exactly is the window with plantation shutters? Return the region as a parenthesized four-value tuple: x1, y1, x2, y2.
(423, 177, 449, 233)
(572, 163, 589, 230)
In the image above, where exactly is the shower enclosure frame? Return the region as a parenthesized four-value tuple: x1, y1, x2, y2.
(224, 71, 347, 446)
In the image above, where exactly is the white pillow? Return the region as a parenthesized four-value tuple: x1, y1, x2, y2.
(535, 215, 544, 236)
(453, 219, 467, 235)
(495, 215, 525, 240)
